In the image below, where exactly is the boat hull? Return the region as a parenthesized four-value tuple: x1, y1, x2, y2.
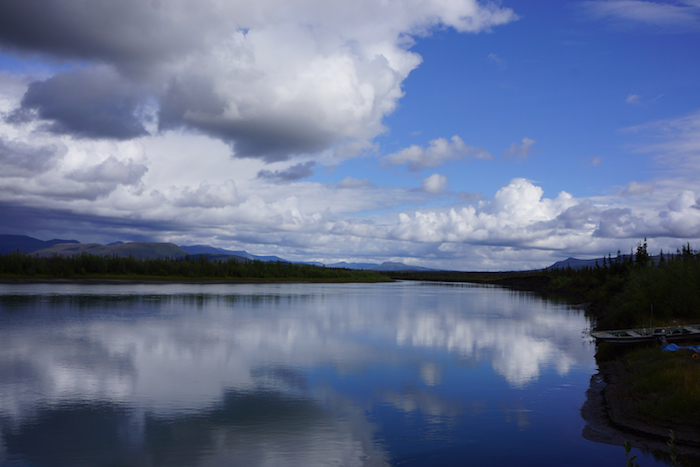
(591, 324, 700, 344)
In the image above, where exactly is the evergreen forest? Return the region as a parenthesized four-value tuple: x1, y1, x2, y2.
(0, 251, 390, 283)
(389, 240, 700, 330)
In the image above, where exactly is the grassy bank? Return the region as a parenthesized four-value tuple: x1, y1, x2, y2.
(0, 251, 392, 283)
(597, 342, 700, 425)
(621, 347, 700, 425)
(595, 343, 700, 465)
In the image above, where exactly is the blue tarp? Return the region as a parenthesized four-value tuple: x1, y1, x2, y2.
(661, 343, 700, 353)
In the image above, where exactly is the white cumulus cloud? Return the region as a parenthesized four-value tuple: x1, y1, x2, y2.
(381, 135, 493, 171)
(391, 178, 579, 245)
(621, 180, 655, 196)
(422, 173, 449, 194)
(502, 137, 536, 160)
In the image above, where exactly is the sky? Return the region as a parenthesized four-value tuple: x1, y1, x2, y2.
(0, 0, 699, 271)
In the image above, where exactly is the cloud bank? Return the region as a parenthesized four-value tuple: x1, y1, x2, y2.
(0, 0, 517, 162)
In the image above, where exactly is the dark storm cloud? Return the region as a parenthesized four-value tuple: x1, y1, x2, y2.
(8, 68, 149, 140)
(159, 79, 336, 162)
(257, 161, 316, 182)
(0, 0, 215, 73)
(157, 76, 228, 133)
(224, 119, 336, 162)
(3, 107, 36, 125)
(0, 202, 181, 241)
(0, 136, 66, 177)
(0, 1, 355, 160)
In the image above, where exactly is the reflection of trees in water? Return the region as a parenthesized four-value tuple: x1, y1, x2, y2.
(0, 291, 318, 315)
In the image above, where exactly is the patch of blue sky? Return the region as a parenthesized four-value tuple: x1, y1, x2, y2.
(375, 0, 700, 199)
(0, 52, 76, 78)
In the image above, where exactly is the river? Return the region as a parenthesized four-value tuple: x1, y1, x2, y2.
(0, 281, 670, 466)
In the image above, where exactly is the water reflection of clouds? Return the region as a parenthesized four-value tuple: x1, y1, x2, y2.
(0, 293, 393, 465)
(0, 283, 594, 465)
(382, 385, 462, 420)
(394, 297, 591, 387)
(419, 362, 442, 386)
(0, 284, 594, 410)
(500, 402, 532, 430)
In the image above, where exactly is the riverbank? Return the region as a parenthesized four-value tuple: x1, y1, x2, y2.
(479, 275, 700, 464)
(582, 348, 700, 465)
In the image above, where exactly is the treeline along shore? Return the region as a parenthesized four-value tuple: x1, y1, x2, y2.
(0, 251, 391, 283)
(388, 240, 700, 331)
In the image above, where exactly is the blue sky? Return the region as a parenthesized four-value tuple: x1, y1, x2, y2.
(0, 0, 699, 270)
(375, 1, 700, 195)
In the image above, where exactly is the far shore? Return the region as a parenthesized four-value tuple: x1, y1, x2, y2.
(0, 276, 393, 285)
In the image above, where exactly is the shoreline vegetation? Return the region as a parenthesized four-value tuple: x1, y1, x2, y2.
(387, 241, 700, 331)
(0, 251, 391, 283)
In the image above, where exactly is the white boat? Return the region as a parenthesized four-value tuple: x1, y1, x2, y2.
(591, 324, 700, 344)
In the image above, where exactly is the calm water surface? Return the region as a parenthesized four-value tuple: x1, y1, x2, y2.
(0, 281, 669, 466)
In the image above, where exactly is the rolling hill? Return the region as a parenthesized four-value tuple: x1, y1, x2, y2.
(31, 242, 190, 260)
(0, 234, 79, 254)
(3, 234, 453, 271)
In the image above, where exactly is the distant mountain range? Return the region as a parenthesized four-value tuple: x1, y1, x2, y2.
(4, 234, 673, 272)
(547, 257, 608, 270)
(325, 261, 435, 272)
(0, 234, 434, 271)
(27, 242, 191, 261)
(179, 245, 289, 263)
(0, 234, 79, 255)
(547, 254, 673, 270)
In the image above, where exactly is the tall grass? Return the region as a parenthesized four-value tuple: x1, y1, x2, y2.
(624, 347, 700, 423)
